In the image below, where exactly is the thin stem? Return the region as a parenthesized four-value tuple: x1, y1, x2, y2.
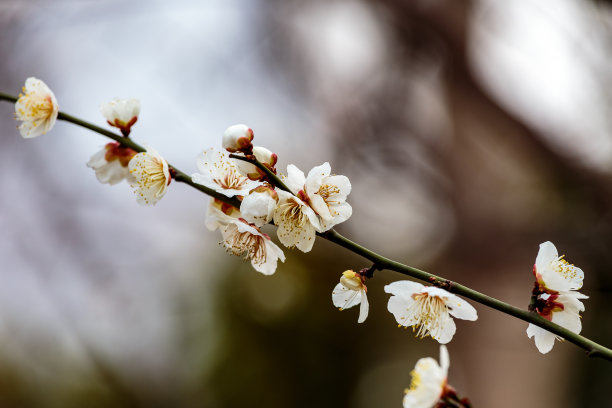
(321, 230, 612, 361)
(229, 153, 292, 193)
(58, 111, 145, 152)
(2, 93, 611, 361)
(0, 92, 17, 103)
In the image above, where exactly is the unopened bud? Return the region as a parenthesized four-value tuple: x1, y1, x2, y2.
(340, 270, 364, 291)
(253, 146, 277, 167)
(100, 98, 140, 137)
(222, 124, 254, 153)
(240, 185, 278, 227)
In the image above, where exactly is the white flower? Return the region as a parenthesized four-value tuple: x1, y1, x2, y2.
(305, 163, 352, 231)
(128, 147, 171, 205)
(526, 241, 588, 354)
(534, 241, 584, 292)
(206, 198, 241, 231)
(403, 346, 449, 408)
(221, 218, 285, 275)
(15, 77, 59, 138)
(100, 98, 140, 136)
(240, 185, 278, 227)
(332, 270, 369, 323)
(192, 148, 261, 197)
(222, 124, 254, 153)
(273, 189, 321, 253)
(283, 163, 352, 232)
(87, 142, 137, 185)
(385, 281, 478, 344)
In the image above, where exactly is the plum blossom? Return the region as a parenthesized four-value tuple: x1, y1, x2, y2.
(128, 147, 171, 205)
(332, 270, 369, 323)
(206, 198, 240, 231)
(304, 163, 352, 231)
(273, 189, 321, 253)
(527, 241, 588, 354)
(403, 346, 449, 408)
(240, 185, 278, 227)
(192, 148, 261, 197)
(221, 218, 285, 275)
(87, 142, 137, 185)
(385, 281, 478, 344)
(283, 163, 351, 232)
(222, 124, 254, 153)
(15, 77, 59, 138)
(100, 98, 140, 136)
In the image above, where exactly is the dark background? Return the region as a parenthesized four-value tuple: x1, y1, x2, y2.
(0, 0, 611, 407)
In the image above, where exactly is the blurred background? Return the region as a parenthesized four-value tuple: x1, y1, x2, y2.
(0, 0, 611, 406)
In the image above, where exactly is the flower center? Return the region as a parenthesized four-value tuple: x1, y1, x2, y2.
(131, 154, 167, 195)
(405, 293, 449, 339)
(214, 169, 248, 190)
(318, 184, 340, 203)
(550, 255, 579, 282)
(19, 94, 53, 120)
(278, 199, 308, 227)
(224, 227, 267, 265)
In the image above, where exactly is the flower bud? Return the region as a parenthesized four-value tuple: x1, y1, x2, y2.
(340, 270, 364, 291)
(100, 98, 140, 137)
(234, 145, 278, 180)
(240, 185, 278, 227)
(253, 146, 277, 167)
(222, 124, 254, 153)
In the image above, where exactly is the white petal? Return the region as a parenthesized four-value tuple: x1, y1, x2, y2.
(403, 390, 440, 408)
(306, 162, 331, 180)
(100, 98, 140, 123)
(326, 175, 351, 199)
(443, 293, 478, 321)
(439, 345, 449, 374)
(535, 241, 558, 274)
(526, 324, 556, 354)
(252, 240, 285, 275)
(310, 194, 332, 220)
(304, 162, 330, 194)
(284, 164, 306, 194)
(386, 293, 415, 326)
(319, 202, 352, 232)
(93, 161, 129, 185)
(332, 283, 362, 310)
(240, 191, 276, 227)
(557, 292, 587, 313)
(552, 309, 582, 334)
(384, 280, 425, 298)
(358, 290, 369, 323)
(430, 313, 456, 344)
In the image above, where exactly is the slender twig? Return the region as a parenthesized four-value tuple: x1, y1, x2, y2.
(2, 93, 611, 361)
(229, 153, 292, 193)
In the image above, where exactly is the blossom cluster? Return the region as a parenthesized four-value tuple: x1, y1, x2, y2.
(12, 78, 594, 408)
(192, 124, 352, 274)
